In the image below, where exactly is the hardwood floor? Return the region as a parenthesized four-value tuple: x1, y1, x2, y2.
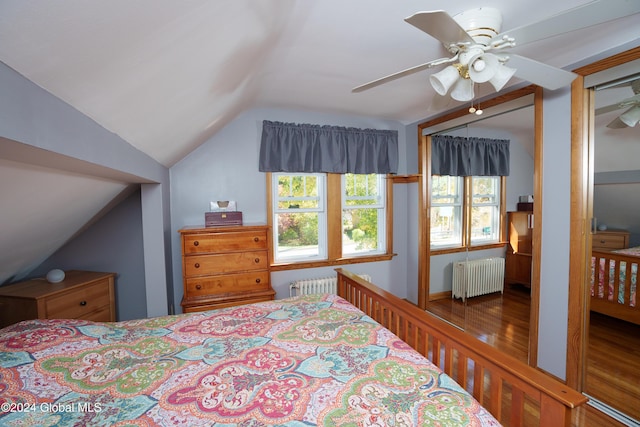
(425, 284, 532, 363)
(425, 285, 640, 427)
(585, 312, 640, 422)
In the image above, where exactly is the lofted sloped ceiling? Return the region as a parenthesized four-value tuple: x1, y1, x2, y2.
(1, 0, 640, 167)
(0, 1, 639, 285)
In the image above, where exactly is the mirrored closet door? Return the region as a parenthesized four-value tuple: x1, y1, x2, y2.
(583, 62, 640, 423)
(417, 89, 541, 366)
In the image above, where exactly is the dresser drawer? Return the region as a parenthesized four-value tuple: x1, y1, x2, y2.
(185, 271, 270, 297)
(183, 231, 268, 254)
(184, 250, 268, 276)
(45, 279, 111, 319)
(183, 295, 275, 313)
(593, 234, 627, 250)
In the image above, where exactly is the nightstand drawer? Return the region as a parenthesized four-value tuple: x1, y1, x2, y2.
(0, 271, 116, 327)
(185, 271, 270, 297)
(183, 231, 268, 254)
(184, 250, 268, 276)
(592, 230, 629, 251)
(593, 235, 626, 250)
(45, 279, 112, 319)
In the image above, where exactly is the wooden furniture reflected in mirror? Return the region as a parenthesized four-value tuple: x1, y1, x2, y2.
(505, 210, 533, 288)
(591, 229, 629, 251)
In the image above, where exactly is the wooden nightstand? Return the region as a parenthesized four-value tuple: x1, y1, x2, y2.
(592, 229, 630, 251)
(179, 224, 275, 313)
(0, 270, 116, 328)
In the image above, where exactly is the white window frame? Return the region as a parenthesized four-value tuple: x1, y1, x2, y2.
(430, 175, 464, 249)
(341, 173, 386, 256)
(469, 176, 501, 245)
(272, 173, 327, 262)
(430, 175, 502, 250)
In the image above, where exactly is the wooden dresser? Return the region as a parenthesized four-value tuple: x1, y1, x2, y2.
(0, 270, 116, 328)
(592, 229, 630, 251)
(505, 211, 533, 287)
(179, 224, 275, 313)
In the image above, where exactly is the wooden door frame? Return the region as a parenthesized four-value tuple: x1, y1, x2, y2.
(566, 46, 640, 390)
(416, 85, 541, 367)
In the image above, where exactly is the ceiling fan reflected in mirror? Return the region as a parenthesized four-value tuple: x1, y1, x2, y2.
(596, 79, 640, 128)
(352, 0, 640, 103)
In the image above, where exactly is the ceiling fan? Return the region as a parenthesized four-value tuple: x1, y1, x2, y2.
(596, 79, 640, 128)
(353, 0, 640, 103)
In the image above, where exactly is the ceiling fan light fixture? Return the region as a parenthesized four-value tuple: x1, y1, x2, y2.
(468, 52, 500, 83)
(619, 106, 640, 127)
(429, 65, 461, 95)
(488, 63, 517, 92)
(451, 78, 474, 102)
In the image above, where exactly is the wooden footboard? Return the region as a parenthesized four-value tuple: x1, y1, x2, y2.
(336, 269, 587, 427)
(591, 250, 640, 325)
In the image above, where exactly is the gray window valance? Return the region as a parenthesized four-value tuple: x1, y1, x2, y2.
(259, 120, 398, 174)
(431, 135, 510, 176)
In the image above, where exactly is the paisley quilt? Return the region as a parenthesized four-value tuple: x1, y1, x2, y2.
(0, 294, 500, 426)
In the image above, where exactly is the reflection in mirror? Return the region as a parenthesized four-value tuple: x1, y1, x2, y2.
(585, 71, 640, 422)
(424, 102, 535, 365)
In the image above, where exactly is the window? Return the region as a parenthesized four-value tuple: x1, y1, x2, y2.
(273, 173, 327, 262)
(269, 172, 392, 266)
(342, 173, 386, 256)
(469, 176, 501, 244)
(431, 175, 463, 248)
(431, 175, 503, 250)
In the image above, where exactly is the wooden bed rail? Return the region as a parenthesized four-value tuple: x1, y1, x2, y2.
(336, 269, 587, 427)
(591, 250, 640, 325)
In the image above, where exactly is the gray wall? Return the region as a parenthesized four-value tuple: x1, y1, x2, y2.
(169, 106, 411, 310)
(32, 188, 147, 321)
(538, 87, 573, 379)
(0, 61, 172, 317)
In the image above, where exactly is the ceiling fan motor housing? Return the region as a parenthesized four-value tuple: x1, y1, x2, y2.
(453, 7, 502, 46)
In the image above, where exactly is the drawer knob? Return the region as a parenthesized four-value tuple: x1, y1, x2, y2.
(195, 284, 202, 290)
(193, 241, 199, 246)
(254, 237, 259, 242)
(194, 263, 200, 268)
(80, 301, 87, 306)
(600, 240, 605, 244)
(254, 258, 260, 263)
(255, 278, 261, 284)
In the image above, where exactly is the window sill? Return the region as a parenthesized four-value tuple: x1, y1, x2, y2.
(430, 242, 506, 256)
(271, 253, 396, 272)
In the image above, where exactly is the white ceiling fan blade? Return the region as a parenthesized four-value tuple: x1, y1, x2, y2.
(352, 60, 446, 93)
(405, 10, 475, 47)
(507, 54, 577, 90)
(607, 116, 630, 129)
(494, 0, 640, 47)
(596, 104, 626, 116)
(617, 93, 640, 108)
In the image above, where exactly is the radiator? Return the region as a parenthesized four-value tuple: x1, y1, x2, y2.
(290, 274, 372, 297)
(452, 258, 505, 301)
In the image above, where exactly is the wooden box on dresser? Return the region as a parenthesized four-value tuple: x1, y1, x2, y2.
(179, 224, 275, 313)
(0, 270, 116, 328)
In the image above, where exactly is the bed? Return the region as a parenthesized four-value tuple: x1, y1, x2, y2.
(591, 247, 640, 325)
(0, 270, 586, 426)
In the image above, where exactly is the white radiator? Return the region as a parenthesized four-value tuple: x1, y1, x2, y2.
(452, 258, 505, 301)
(290, 274, 372, 297)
